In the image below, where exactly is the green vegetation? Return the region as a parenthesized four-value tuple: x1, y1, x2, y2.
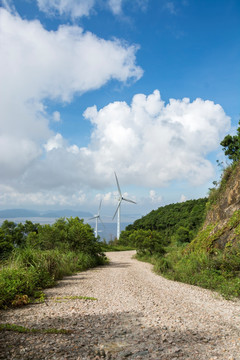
(115, 122, 240, 299)
(208, 162, 238, 205)
(220, 119, 240, 162)
(0, 217, 107, 309)
(119, 198, 208, 249)
(117, 182, 240, 298)
(100, 240, 135, 252)
(0, 323, 71, 334)
(53, 295, 97, 301)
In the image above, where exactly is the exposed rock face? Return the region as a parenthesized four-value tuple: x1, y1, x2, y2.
(190, 162, 240, 252)
(204, 162, 240, 250)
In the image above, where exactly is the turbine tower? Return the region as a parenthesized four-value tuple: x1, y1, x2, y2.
(113, 172, 136, 240)
(89, 200, 104, 238)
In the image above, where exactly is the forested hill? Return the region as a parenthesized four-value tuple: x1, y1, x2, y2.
(125, 198, 208, 243)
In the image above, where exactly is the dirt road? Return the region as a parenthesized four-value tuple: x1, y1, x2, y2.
(0, 250, 239, 359)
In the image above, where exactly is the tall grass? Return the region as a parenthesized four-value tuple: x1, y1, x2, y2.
(0, 247, 107, 309)
(136, 244, 240, 299)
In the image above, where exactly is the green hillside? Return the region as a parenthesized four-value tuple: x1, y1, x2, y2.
(123, 198, 208, 244)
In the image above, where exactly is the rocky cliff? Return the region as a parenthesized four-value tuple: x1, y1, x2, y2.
(188, 162, 240, 252)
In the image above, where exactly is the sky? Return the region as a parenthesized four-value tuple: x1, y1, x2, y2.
(0, 0, 239, 221)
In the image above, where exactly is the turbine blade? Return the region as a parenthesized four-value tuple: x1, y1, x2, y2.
(98, 199, 102, 215)
(122, 197, 136, 204)
(112, 200, 121, 220)
(89, 216, 97, 220)
(99, 216, 105, 228)
(89, 214, 99, 220)
(114, 172, 122, 197)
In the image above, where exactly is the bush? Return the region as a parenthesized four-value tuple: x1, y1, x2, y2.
(0, 247, 107, 308)
(129, 229, 166, 256)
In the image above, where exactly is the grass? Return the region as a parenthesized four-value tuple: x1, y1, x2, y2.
(0, 323, 72, 334)
(100, 244, 135, 252)
(0, 247, 107, 309)
(53, 295, 97, 302)
(136, 243, 240, 299)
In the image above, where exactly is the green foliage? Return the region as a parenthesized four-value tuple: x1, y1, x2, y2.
(100, 243, 135, 252)
(129, 192, 240, 298)
(137, 244, 240, 299)
(220, 120, 240, 162)
(53, 295, 97, 301)
(175, 226, 192, 243)
(0, 228, 14, 259)
(129, 229, 166, 256)
(0, 217, 107, 309)
(125, 198, 207, 243)
(0, 247, 107, 309)
(0, 323, 71, 334)
(208, 163, 237, 205)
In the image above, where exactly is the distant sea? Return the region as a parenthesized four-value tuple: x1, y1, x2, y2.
(0, 217, 132, 242)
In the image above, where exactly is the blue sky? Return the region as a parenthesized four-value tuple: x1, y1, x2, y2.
(0, 0, 239, 220)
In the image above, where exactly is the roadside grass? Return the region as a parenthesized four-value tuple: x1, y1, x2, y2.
(0, 323, 72, 334)
(53, 295, 97, 302)
(136, 244, 240, 299)
(100, 244, 135, 252)
(0, 247, 107, 309)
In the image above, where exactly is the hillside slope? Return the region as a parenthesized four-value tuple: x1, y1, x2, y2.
(188, 162, 240, 252)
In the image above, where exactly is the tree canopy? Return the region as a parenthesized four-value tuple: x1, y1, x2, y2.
(220, 120, 240, 162)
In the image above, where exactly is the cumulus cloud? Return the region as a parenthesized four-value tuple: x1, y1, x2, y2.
(0, 9, 231, 210)
(0, 91, 231, 209)
(44, 133, 64, 151)
(83, 90, 230, 187)
(0, 8, 142, 181)
(18, 89, 230, 196)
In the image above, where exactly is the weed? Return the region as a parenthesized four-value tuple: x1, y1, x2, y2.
(53, 295, 97, 301)
(0, 323, 72, 334)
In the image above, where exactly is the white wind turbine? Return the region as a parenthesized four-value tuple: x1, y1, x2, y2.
(113, 172, 136, 240)
(89, 200, 104, 238)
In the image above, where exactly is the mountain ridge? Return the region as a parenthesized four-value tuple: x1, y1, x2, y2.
(0, 208, 93, 218)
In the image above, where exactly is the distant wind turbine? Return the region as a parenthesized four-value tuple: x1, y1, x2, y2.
(112, 172, 136, 240)
(89, 200, 104, 238)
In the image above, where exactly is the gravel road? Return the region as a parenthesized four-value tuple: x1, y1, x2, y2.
(0, 250, 240, 359)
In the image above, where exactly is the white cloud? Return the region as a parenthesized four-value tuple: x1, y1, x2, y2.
(83, 90, 230, 187)
(52, 111, 61, 122)
(149, 190, 162, 203)
(36, 0, 149, 18)
(108, 0, 123, 15)
(44, 133, 64, 151)
(1, 0, 16, 14)
(0, 8, 142, 182)
(37, 0, 95, 19)
(0, 8, 231, 210)
(18, 90, 230, 197)
(0, 184, 87, 208)
(180, 194, 187, 202)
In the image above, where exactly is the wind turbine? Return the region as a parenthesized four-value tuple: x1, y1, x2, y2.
(89, 200, 104, 238)
(113, 172, 136, 240)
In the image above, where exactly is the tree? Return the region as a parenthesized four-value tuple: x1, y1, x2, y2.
(220, 120, 240, 162)
(0, 228, 14, 259)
